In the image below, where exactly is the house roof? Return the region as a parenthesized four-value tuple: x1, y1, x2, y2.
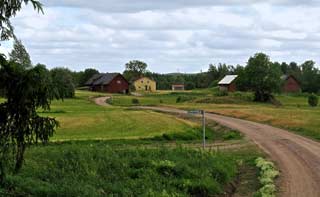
(281, 74, 301, 84)
(218, 75, 238, 85)
(85, 73, 120, 86)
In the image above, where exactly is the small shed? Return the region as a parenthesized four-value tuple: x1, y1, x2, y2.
(172, 84, 185, 91)
(281, 75, 301, 93)
(218, 75, 238, 92)
(85, 73, 129, 94)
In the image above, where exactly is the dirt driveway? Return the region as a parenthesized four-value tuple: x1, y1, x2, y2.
(135, 106, 320, 197)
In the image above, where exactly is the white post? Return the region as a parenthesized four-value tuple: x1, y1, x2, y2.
(202, 110, 206, 149)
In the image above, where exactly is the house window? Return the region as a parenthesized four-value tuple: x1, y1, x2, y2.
(117, 80, 121, 84)
(141, 80, 143, 83)
(147, 81, 149, 83)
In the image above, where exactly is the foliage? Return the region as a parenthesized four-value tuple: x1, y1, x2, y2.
(123, 60, 148, 81)
(241, 53, 282, 102)
(9, 39, 32, 68)
(176, 95, 195, 103)
(0, 0, 43, 40)
(50, 67, 75, 98)
(0, 56, 59, 184)
(308, 94, 318, 107)
(77, 68, 99, 87)
(1, 143, 238, 196)
(131, 98, 140, 104)
(254, 157, 279, 197)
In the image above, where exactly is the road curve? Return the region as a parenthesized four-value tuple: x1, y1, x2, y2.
(135, 106, 320, 197)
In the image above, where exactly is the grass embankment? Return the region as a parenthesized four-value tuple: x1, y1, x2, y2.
(112, 89, 320, 141)
(1, 141, 261, 196)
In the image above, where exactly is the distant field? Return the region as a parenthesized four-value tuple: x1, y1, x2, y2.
(44, 91, 197, 141)
(112, 89, 320, 141)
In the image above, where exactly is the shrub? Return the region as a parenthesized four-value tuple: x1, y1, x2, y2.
(222, 131, 242, 140)
(131, 98, 140, 104)
(308, 94, 318, 107)
(176, 96, 194, 103)
(215, 90, 228, 97)
(254, 157, 279, 197)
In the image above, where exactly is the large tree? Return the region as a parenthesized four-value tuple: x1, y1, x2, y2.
(50, 67, 75, 98)
(0, 0, 59, 184)
(0, 0, 43, 40)
(78, 68, 99, 87)
(242, 53, 282, 102)
(0, 57, 59, 184)
(123, 60, 148, 81)
(9, 39, 32, 67)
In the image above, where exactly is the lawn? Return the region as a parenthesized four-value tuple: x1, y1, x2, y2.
(111, 89, 320, 141)
(43, 91, 197, 141)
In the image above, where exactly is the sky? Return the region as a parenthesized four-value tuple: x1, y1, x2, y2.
(1, 0, 320, 73)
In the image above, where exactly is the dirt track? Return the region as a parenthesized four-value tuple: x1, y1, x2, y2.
(135, 106, 320, 197)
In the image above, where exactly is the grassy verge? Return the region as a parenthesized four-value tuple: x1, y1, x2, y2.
(1, 141, 261, 196)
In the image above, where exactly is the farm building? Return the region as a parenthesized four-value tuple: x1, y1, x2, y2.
(85, 73, 129, 94)
(218, 75, 238, 92)
(172, 84, 185, 91)
(281, 75, 301, 93)
(133, 77, 156, 92)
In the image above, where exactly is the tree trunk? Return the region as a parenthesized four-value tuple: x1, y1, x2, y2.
(14, 142, 26, 173)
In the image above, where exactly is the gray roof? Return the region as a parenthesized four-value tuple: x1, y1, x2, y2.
(218, 75, 238, 85)
(85, 73, 120, 86)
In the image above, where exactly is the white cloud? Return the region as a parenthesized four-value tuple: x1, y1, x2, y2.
(1, 1, 319, 73)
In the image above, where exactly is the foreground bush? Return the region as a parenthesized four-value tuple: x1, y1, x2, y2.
(308, 94, 318, 107)
(1, 143, 238, 196)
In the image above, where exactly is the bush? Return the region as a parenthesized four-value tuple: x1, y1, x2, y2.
(132, 98, 140, 104)
(215, 90, 228, 97)
(176, 96, 194, 103)
(308, 94, 318, 107)
(254, 157, 279, 197)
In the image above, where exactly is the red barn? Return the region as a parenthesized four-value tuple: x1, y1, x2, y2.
(281, 75, 301, 93)
(85, 73, 129, 94)
(218, 75, 238, 92)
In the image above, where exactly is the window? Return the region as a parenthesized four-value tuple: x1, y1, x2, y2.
(141, 80, 143, 83)
(147, 81, 149, 83)
(117, 80, 121, 84)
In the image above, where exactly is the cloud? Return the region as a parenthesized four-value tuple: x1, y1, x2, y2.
(2, 1, 319, 73)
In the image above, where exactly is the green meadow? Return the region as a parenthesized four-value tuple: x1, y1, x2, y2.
(111, 89, 320, 141)
(0, 90, 262, 196)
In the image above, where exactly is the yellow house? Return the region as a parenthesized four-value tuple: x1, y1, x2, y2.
(133, 77, 156, 92)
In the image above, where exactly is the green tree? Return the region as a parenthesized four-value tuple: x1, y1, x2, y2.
(123, 60, 148, 81)
(0, 56, 59, 184)
(78, 68, 99, 87)
(0, 0, 43, 40)
(243, 53, 282, 102)
(300, 60, 319, 93)
(9, 39, 32, 68)
(0, 1, 62, 184)
(50, 68, 75, 98)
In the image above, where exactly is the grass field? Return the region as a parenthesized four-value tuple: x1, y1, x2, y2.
(0, 90, 262, 196)
(111, 89, 320, 141)
(42, 91, 198, 141)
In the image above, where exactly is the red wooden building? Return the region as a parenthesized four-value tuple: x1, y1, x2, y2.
(85, 73, 129, 94)
(218, 75, 238, 92)
(281, 75, 301, 93)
